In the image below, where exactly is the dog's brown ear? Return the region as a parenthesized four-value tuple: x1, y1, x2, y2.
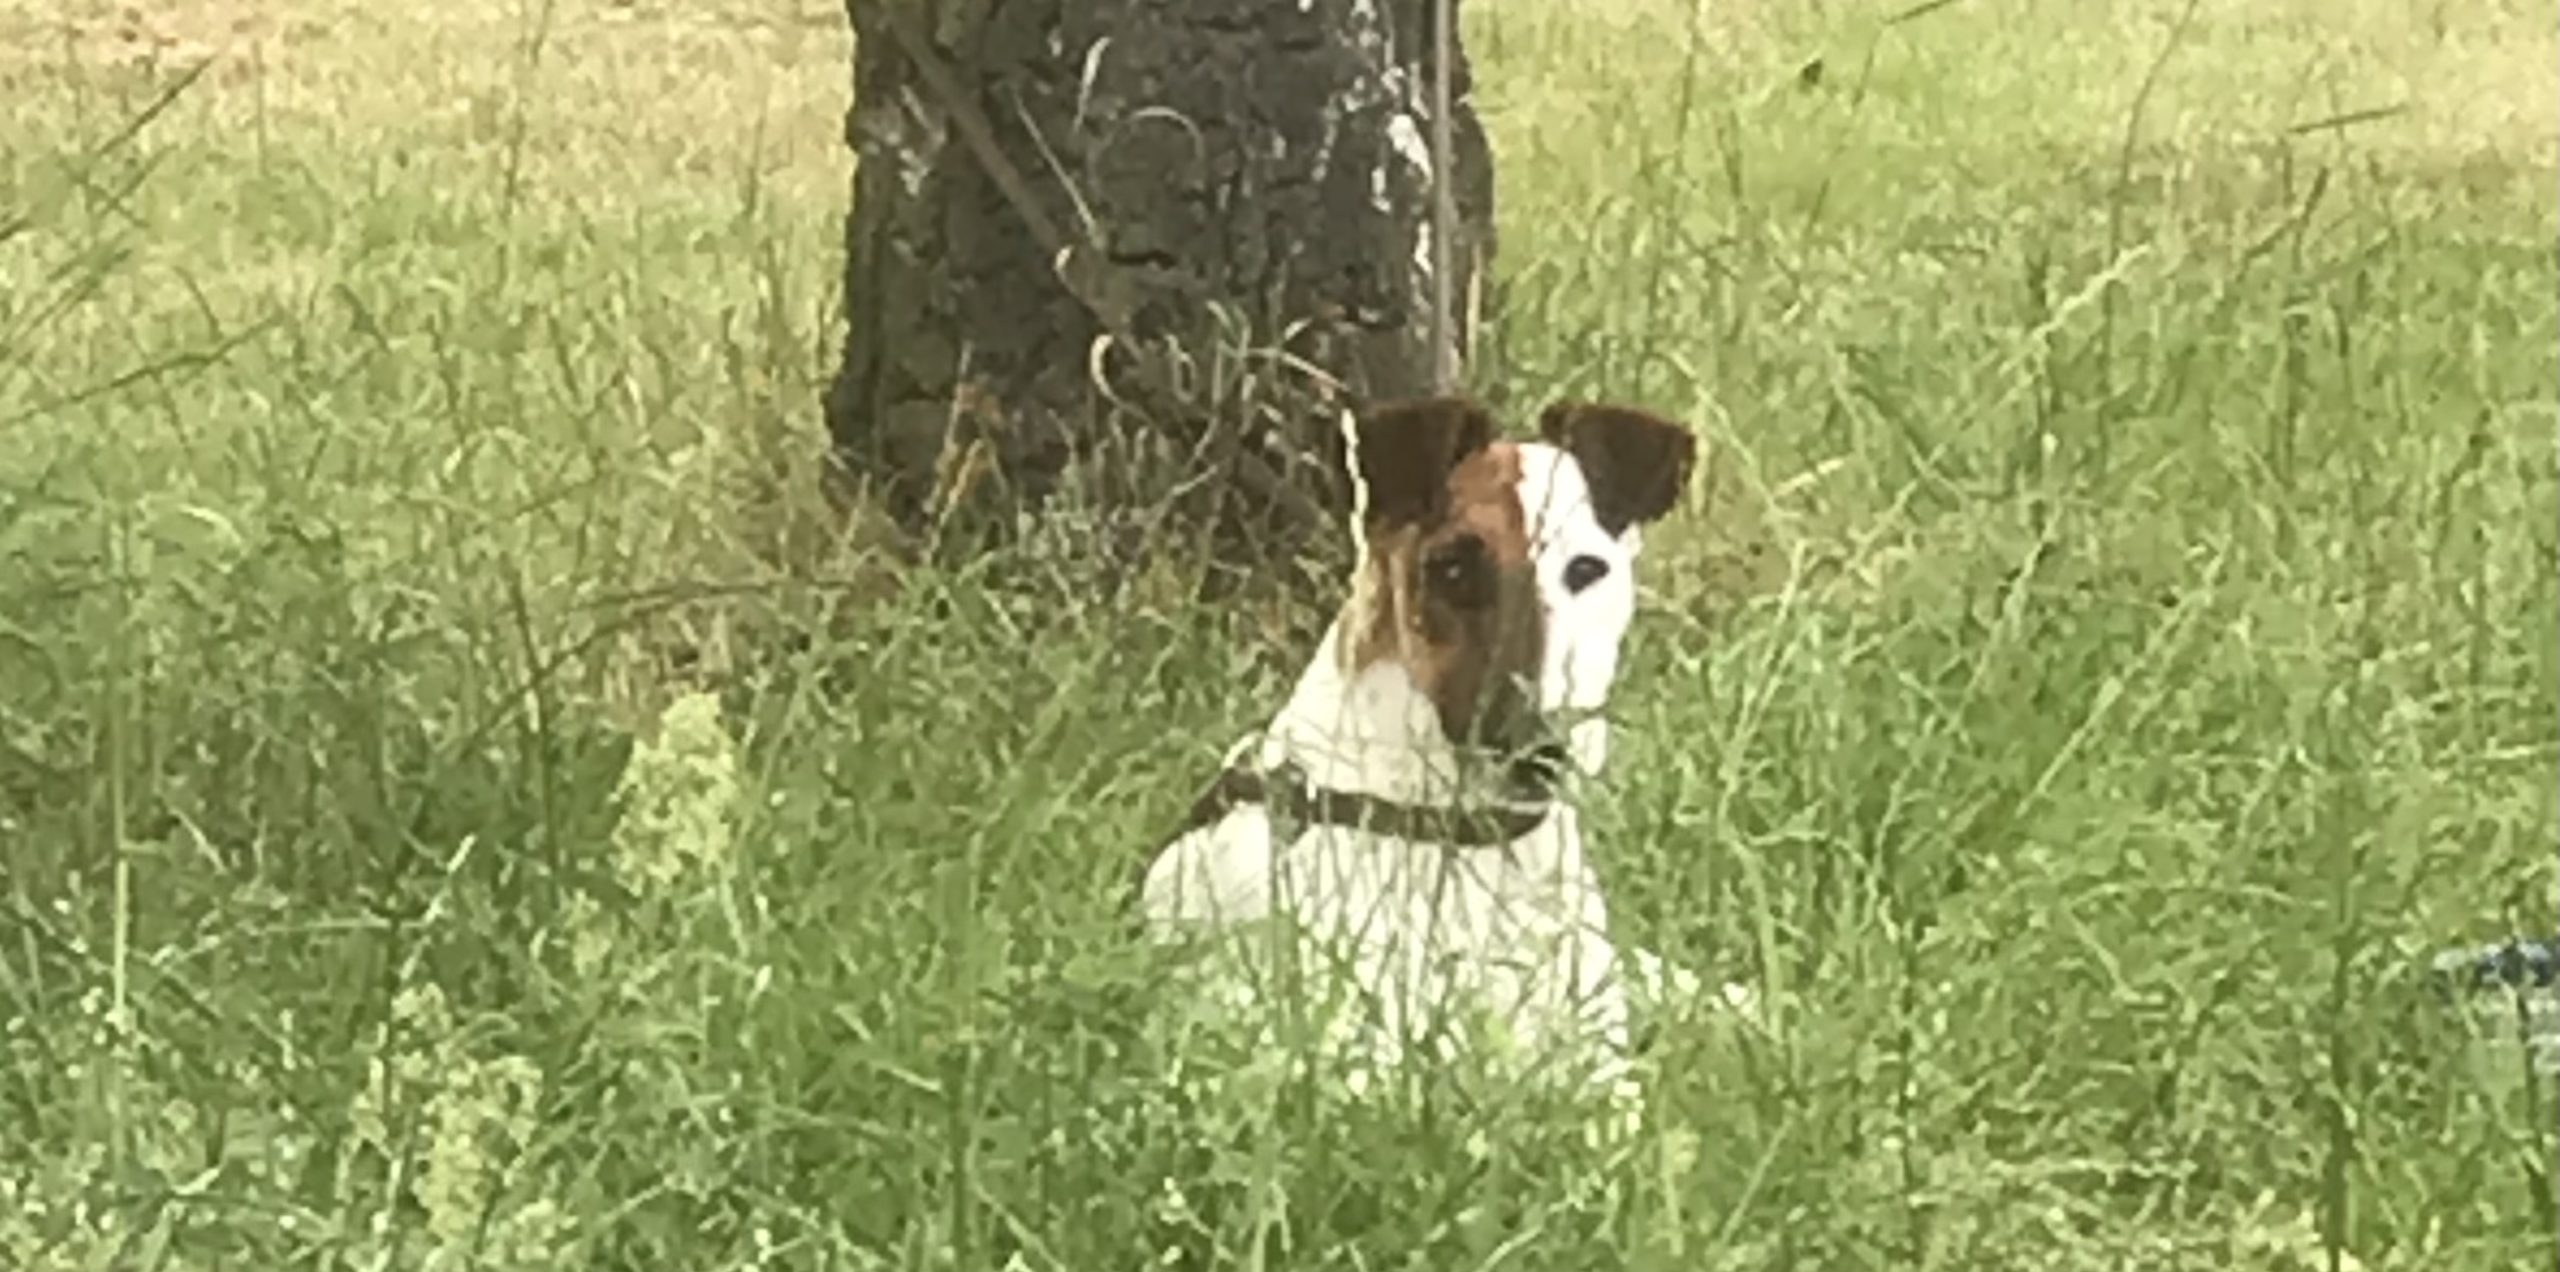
(1538, 401, 1695, 534)
(1354, 397, 1499, 529)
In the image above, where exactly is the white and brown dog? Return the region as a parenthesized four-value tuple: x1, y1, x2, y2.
(1140, 395, 1698, 1097)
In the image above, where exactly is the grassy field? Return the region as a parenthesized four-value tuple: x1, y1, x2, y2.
(2, 0, 2554, 1267)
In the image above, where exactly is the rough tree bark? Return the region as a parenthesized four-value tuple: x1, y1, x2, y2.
(824, 0, 1494, 588)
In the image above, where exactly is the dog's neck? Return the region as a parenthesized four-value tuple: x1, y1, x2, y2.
(1256, 621, 1566, 811)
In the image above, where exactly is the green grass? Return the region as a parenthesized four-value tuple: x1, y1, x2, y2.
(2, 0, 2554, 1266)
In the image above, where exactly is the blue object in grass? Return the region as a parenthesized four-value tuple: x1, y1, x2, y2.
(2428, 935, 2560, 995)
(2428, 935, 2559, 1079)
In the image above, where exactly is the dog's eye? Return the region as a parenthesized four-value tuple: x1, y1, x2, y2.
(1562, 554, 1611, 594)
(1424, 538, 1492, 607)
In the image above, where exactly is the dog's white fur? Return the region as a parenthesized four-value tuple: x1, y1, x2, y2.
(1141, 441, 1667, 1089)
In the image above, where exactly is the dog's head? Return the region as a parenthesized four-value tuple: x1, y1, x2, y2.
(1344, 396, 1695, 777)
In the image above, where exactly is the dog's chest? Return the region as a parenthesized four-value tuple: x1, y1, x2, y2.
(1146, 805, 1630, 1060)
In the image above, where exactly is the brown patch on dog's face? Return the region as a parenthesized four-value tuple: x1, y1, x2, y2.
(1346, 398, 1544, 753)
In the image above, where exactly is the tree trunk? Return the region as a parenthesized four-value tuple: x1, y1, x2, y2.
(824, 0, 1494, 591)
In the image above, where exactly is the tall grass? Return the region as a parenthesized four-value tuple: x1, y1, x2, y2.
(1, 0, 2552, 1267)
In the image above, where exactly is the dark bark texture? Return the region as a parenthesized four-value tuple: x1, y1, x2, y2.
(826, 0, 1493, 587)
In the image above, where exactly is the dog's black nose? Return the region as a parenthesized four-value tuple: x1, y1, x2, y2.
(1507, 739, 1571, 799)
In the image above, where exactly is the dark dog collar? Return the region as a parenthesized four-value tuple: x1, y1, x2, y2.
(1172, 756, 1558, 849)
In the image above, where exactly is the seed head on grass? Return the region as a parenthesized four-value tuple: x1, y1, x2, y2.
(346, 981, 558, 1268)
(609, 691, 743, 893)
(417, 1051, 544, 1252)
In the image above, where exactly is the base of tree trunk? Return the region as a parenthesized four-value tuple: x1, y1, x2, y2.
(823, 0, 1493, 598)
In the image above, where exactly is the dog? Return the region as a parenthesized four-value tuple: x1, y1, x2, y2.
(1138, 395, 1698, 1096)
